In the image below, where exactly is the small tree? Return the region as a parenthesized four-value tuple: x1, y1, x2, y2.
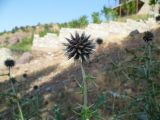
(91, 12, 101, 24)
(78, 15, 88, 28)
(128, 0, 136, 14)
(102, 6, 118, 21)
(101, 6, 113, 21)
(149, 0, 158, 6)
(122, 0, 129, 16)
(149, 0, 158, 12)
(68, 19, 79, 28)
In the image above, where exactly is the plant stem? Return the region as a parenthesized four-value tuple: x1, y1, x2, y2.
(9, 67, 16, 94)
(17, 102, 24, 120)
(8, 67, 24, 120)
(80, 63, 88, 108)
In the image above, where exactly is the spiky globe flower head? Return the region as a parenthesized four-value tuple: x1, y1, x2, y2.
(4, 59, 15, 68)
(143, 31, 154, 43)
(96, 38, 103, 45)
(33, 85, 39, 90)
(22, 73, 28, 78)
(64, 32, 95, 62)
(155, 15, 160, 22)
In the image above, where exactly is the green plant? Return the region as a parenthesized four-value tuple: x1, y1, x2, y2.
(128, 1, 136, 14)
(63, 15, 88, 28)
(68, 19, 80, 28)
(9, 36, 33, 52)
(4, 59, 25, 120)
(91, 12, 101, 24)
(64, 32, 95, 119)
(53, 105, 64, 120)
(101, 6, 117, 21)
(149, 0, 158, 5)
(78, 15, 89, 28)
(114, 31, 160, 120)
(39, 30, 48, 37)
(1, 59, 43, 119)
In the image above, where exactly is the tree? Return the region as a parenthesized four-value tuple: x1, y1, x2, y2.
(101, 6, 113, 21)
(122, 0, 129, 15)
(11, 27, 18, 33)
(101, 6, 117, 21)
(149, 0, 158, 6)
(78, 15, 88, 28)
(68, 19, 79, 28)
(91, 12, 101, 24)
(60, 22, 68, 28)
(149, 0, 158, 11)
(128, 1, 136, 14)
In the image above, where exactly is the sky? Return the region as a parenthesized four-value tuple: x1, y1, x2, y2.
(0, 0, 118, 32)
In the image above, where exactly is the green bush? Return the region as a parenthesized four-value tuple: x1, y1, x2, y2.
(9, 36, 33, 52)
(78, 15, 88, 28)
(68, 19, 80, 28)
(60, 15, 88, 28)
(39, 30, 47, 37)
(149, 0, 158, 5)
(91, 12, 101, 24)
(101, 6, 118, 21)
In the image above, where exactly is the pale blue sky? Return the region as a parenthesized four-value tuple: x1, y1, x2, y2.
(0, 0, 118, 32)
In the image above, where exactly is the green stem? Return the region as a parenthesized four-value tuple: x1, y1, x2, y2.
(9, 67, 16, 94)
(8, 67, 24, 120)
(80, 63, 88, 108)
(17, 102, 24, 120)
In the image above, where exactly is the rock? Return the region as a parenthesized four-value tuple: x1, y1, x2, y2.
(59, 26, 109, 44)
(85, 23, 109, 40)
(32, 33, 61, 51)
(129, 29, 140, 37)
(0, 48, 13, 69)
(9, 38, 20, 45)
(17, 52, 33, 64)
(32, 19, 157, 52)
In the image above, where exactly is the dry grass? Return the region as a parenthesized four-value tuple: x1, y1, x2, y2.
(116, 14, 154, 22)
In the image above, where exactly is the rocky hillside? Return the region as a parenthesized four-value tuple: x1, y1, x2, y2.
(0, 17, 160, 119)
(0, 23, 60, 47)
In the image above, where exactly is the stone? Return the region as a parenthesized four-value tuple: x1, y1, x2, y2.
(32, 33, 61, 51)
(9, 37, 20, 45)
(0, 48, 13, 69)
(129, 29, 140, 37)
(59, 26, 109, 44)
(32, 19, 157, 53)
(17, 52, 33, 64)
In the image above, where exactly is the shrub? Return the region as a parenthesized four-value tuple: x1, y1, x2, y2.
(9, 36, 33, 52)
(101, 6, 118, 21)
(39, 30, 47, 37)
(78, 15, 88, 28)
(61, 15, 88, 28)
(91, 12, 101, 24)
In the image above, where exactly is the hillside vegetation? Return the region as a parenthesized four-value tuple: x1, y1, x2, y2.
(0, 24, 160, 119)
(0, 1, 160, 119)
